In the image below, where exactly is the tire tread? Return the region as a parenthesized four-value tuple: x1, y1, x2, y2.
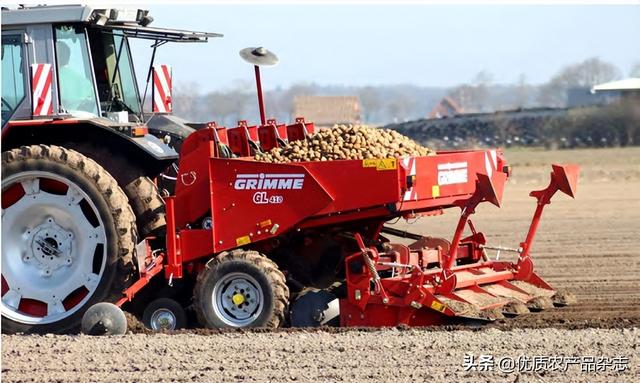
(1, 145, 136, 333)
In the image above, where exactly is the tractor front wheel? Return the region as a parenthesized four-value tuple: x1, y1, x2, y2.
(1, 145, 136, 334)
(194, 250, 288, 328)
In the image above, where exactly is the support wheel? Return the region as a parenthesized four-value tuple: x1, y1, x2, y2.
(142, 298, 187, 331)
(1, 145, 136, 334)
(194, 250, 289, 328)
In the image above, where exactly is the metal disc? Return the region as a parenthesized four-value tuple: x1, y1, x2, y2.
(81, 302, 127, 336)
(239, 46, 279, 66)
(290, 290, 339, 327)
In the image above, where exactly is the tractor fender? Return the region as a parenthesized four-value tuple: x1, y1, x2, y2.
(2, 117, 177, 178)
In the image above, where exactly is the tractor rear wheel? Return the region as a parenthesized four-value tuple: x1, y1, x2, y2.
(1, 145, 136, 334)
(63, 143, 166, 237)
(194, 250, 289, 328)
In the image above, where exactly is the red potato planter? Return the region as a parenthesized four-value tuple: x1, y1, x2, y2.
(99, 126, 579, 332)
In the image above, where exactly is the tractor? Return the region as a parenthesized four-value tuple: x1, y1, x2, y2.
(1, 4, 218, 333)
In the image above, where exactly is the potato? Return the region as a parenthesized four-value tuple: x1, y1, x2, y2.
(255, 124, 433, 163)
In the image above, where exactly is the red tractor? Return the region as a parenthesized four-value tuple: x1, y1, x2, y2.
(1, 5, 219, 333)
(1, 5, 579, 335)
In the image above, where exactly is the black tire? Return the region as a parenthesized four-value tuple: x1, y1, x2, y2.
(64, 143, 166, 237)
(142, 298, 187, 331)
(193, 250, 289, 328)
(122, 175, 165, 237)
(1, 145, 136, 334)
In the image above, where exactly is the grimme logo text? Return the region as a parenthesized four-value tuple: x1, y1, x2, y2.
(234, 173, 305, 190)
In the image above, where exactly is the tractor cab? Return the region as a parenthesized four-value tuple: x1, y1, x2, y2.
(1, 5, 220, 126)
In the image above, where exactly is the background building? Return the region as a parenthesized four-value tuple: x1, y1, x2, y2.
(293, 96, 361, 128)
(428, 96, 464, 119)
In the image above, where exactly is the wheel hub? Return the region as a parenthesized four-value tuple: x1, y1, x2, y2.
(150, 309, 177, 330)
(25, 217, 74, 275)
(2, 171, 107, 325)
(212, 272, 264, 327)
(232, 293, 246, 306)
(223, 280, 259, 314)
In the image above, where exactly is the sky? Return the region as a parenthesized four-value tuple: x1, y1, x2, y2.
(125, 4, 639, 93)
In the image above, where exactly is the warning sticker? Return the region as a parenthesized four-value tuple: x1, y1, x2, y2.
(258, 219, 272, 228)
(437, 162, 468, 185)
(363, 158, 397, 171)
(236, 235, 251, 246)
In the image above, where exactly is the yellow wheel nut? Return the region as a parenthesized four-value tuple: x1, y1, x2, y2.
(232, 293, 245, 306)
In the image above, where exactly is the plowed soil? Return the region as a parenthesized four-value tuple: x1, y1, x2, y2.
(2, 147, 639, 382)
(2, 328, 638, 382)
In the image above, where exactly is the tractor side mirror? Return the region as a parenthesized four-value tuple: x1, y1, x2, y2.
(152, 64, 172, 113)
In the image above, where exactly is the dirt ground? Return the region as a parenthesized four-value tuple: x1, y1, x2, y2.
(2, 328, 638, 382)
(2, 147, 639, 382)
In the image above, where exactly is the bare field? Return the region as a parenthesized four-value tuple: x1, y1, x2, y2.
(2, 147, 640, 382)
(2, 328, 638, 382)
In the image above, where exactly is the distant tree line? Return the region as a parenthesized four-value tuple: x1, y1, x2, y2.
(170, 57, 639, 134)
(386, 100, 640, 149)
(171, 81, 450, 126)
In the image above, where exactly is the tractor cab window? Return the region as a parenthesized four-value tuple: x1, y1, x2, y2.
(89, 30, 141, 117)
(1, 34, 26, 125)
(54, 25, 100, 116)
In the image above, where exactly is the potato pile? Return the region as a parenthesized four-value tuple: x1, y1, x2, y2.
(254, 125, 433, 163)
